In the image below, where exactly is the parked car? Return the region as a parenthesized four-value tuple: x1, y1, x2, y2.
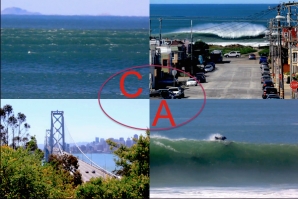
(186, 78, 198, 86)
(262, 80, 274, 90)
(248, 53, 256, 60)
(195, 73, 206, 83)
(266, 94, 281, 99)
(260, 61, 269, 65)
(168, 87, 184, 99)
(224, 51, 241, 58)
(210, 50, 223, 62)
(204, 64, 214, 72)
(149, 90, 160, 97)
(159, 89, 175, 99)
(205, 61, 216, 68)
(261, 75, 272, 84)
(260, 63, 270, 70)
(262, 87, 278, 99)
(157, 78, 179, 88)
(261, 68, 270, 76)
(259, 56, 267, 64)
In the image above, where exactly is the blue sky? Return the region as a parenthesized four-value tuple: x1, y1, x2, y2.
(1, 0, 282, 16)
(1, 99, 149, 146)
(1, 0, 149, 16)
(150, 0, 281, 4)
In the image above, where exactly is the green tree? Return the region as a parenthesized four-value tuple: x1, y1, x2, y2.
(0, 105, 30, 149)
(49, 153, 82, 186)
(75, 130, 150, 198)
(0, 146, 75, 198)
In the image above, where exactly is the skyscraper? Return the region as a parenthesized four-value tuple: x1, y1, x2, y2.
(133, 134, 138, 144)
(126, 137, 132, 147)
(119, 137, 125, 146)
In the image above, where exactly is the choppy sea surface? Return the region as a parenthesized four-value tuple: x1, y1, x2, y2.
(150, 99, 298, 198)
(1, 15, 149, 99)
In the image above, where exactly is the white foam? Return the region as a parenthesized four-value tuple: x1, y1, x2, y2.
(208, 41, 269, 48)
(153, 141, 178, 153)
(150, 186, 298, 198)
(174, 22, 267, 39)
(207, 133, 223, 141)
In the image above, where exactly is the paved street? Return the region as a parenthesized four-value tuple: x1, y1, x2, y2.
(78, 159, 113, 182)
(183, 57, 262, 99)
(151, 56, 296, 99)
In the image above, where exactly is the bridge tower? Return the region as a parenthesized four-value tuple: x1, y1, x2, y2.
(44, 110, 66, 161)
(44, 129, 51, 161)
(50, 110, 65, 154)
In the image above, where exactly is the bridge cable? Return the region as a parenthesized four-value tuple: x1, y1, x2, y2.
(64, 123, 119, 178)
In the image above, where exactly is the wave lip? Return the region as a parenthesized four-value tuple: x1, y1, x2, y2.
(170, 22, 266, 39)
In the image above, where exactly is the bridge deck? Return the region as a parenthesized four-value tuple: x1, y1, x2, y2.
(50, 148, 115, 182)
(78, 159, 113, 182)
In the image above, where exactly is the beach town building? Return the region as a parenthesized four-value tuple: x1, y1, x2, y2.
(284, 27, 298, 74)
(149, 38, 188, 89)
(281, 27, 298, 74)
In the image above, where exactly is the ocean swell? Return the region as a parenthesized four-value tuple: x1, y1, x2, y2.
(150, 137, 298, 186)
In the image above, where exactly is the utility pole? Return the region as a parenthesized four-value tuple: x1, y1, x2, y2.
(276, 6, 284, 99)
(149, 19, 151, 39)
(269, 19, 275, 85)
(159, 18, 162, 42)
(191, 19, 193, 75)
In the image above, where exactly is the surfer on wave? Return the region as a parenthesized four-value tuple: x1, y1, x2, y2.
(215, 135, 227, 141)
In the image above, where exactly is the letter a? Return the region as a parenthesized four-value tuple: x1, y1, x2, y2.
(152, 100, 176, 127)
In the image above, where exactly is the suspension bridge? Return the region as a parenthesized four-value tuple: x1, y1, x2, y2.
(43, 110, 119, 182)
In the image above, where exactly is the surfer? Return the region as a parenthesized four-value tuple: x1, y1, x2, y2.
(215, 136, 227, 141)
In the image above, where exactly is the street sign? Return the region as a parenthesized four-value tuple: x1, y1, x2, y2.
(290, 81, 298, 89)
(172, 70, 177, 76)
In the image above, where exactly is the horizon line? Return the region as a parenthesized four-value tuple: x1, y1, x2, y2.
(1, 13, 149, 17)
(150, 3, 278, 4)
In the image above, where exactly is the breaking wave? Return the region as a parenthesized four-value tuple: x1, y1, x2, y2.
(168, 22, 266, 39)
(150, 136, 298, 186)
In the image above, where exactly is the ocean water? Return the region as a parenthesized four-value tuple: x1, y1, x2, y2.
(71, 153, 117, 173)
(150, 4, 280, 47)
(150, 99, 298, 198)
(1, 15, 149, 99)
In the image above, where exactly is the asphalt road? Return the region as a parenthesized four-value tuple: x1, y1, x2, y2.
(183, 57, 263, 99)
(78, 159, 113, 182)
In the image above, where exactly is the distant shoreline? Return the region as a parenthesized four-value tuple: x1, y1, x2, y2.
(1, 7, 148, 17)
(1, 13, 148, 17)
(71, 152, 113, 155)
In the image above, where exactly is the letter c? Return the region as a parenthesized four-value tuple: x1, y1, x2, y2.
(120, 71, 143, 98)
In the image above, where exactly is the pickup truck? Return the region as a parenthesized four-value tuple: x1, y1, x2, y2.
(224, 51, 241, 58)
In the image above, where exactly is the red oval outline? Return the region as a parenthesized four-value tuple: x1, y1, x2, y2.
(98, 64, 206, 131)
